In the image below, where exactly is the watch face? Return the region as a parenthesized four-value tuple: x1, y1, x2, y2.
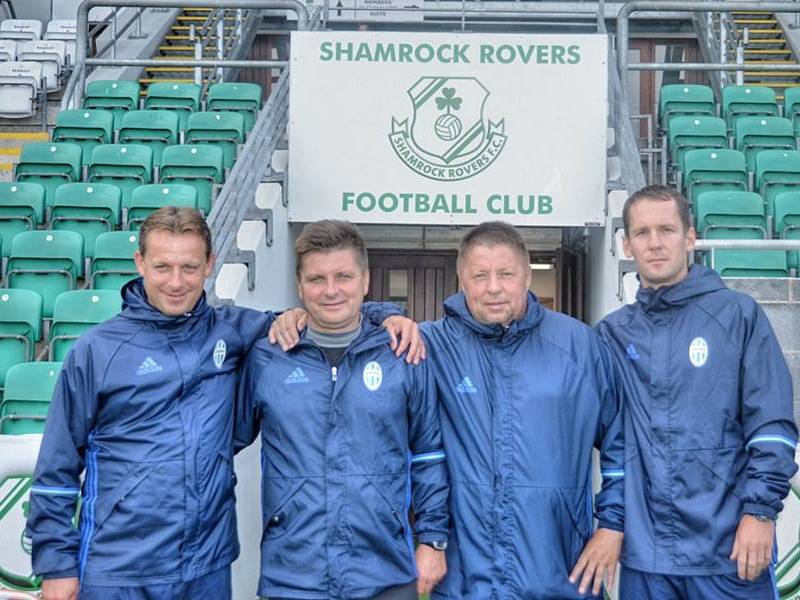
(432, 541, 448, 551)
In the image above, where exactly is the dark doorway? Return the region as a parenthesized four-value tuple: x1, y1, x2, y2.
(366, 251, 458, 322)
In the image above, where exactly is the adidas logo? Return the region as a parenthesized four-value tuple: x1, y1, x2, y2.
(285, 367, 309, 384)
(136, 356, 163, 376)
(456, 376, 477, 394)
(626, 343, 640, 361)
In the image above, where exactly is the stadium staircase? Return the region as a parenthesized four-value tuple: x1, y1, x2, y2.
(736, 10, 800, 99)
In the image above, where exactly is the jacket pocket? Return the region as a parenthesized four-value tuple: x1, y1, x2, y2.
(87, 461, 183, 578)
(365, 476, 406, 538)
(263, 478, 306, 540)
(93, 463, 155, 531)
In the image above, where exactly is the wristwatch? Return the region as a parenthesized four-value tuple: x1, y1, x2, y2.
(422, 540, 448, 551)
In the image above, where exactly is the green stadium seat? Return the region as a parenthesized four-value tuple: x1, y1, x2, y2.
(0, 361, 61, 434)
(49, 289, 120, 361)
(734, 117, 795, 172)
(15, 142, 82, 208)
(711, 249, 788, 278)
(681, 149, 748, 204)
(144, 82, 201, 131)
(754, 150, 800, 218)
(694, 191, 766, 239)
(88, 144, 154, 208)
(774, 191, 800, 269)
(51, 183, 122, 258)
(0, 289, 42, 388)
(118, 110, 179, 167)
(667, 116, 728, 169)
(0, 182, 45, 258)
(6, 230, 84, 318)
(90, 231, 138, 290)
(127, 184, 198, 229)
(159, 145, 224, 214)
(207, 82, 262, 132)
(658, 84, 715, 129)
(722, 85, 779, 131)
(783, 86, 800, 133)
(52, 109, 114, 168)
(83, 80, 140, 130)
(186, 111, 245, 169)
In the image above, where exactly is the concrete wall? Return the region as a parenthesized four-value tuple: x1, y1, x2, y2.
(218, 180, 300, 600)
(724, 278, 800, 424)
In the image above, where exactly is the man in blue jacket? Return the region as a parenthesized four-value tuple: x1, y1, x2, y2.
(423, 222, 625, 599)
(272, 220, 627, 599)
(235, 220, 449, 600)
(27, 208, 422, 600)
(596, 185, 798, 599)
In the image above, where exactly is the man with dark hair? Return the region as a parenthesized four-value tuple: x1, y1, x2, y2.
(236, 219, 449, 600)
(273, 220, 626, 599)
(597, 184, 798, 599)
(27, 209, 422, 600)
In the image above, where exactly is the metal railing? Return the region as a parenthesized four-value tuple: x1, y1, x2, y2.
(204, 5, 323, 298)
(694, 239, 800, 273)
(0, 0, 15, 19)
(618, 1, 800, 102)
(62, 0, 310, 111)
(204, 66, 290, 296)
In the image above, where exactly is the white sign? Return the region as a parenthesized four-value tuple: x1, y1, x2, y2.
(288, 32, 608, 227)
(326, 0, 423, 22)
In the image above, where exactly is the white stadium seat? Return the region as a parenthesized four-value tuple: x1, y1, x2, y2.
(0, 39, 16, 62)
(18, 40, 66, 92)
(44, 20, 76, 66)
(0, 61, 42, 118)
(0, 19, 43, 43)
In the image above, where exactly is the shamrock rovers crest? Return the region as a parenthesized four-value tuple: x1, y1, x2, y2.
(389, 76, 507, 182)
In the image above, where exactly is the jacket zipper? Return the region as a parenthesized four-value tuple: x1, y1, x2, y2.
(331, 366, 338, 382)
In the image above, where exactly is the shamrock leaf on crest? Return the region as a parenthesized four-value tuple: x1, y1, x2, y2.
(435, 87, 462, 114)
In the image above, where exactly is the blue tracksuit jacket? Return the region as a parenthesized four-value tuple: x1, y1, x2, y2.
(27, 278, 273, 585)
(596, 265, 798, 576)
(424, 292, 625, 600)
(235, 318, 449, 600)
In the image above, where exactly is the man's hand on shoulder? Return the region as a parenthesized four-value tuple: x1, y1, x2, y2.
(41, 577, 79, 600)
(569, 527, 623, 596)
(383, 315, 425, 365)
(268, 308, 308, 350)
(731, 514, 774, 581)
(415, 543, 446, 594)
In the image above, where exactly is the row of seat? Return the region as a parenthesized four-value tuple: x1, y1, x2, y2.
(1, 229, 137, 317)
(668, 115, 797, 172)
(706, 249, 794, 278)
(84, 80, 262, 131)
(0, 287, 119, 383)
(16, 142, 223, 213)
(0, 361, 61, 434)
(0, 42, 70, 91)
(55, 108, 246, 168)
(659, 84, 800, 131)
(0, 181, 197, 255)
(695, 190, 800, 244)
(681, 148, 800, 209)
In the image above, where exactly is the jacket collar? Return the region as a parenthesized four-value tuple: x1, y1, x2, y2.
(119, 277, 211, 327)
(443, 290, 545, 340)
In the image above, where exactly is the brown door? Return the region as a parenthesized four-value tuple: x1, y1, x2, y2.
(366, 251, 458, 322)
